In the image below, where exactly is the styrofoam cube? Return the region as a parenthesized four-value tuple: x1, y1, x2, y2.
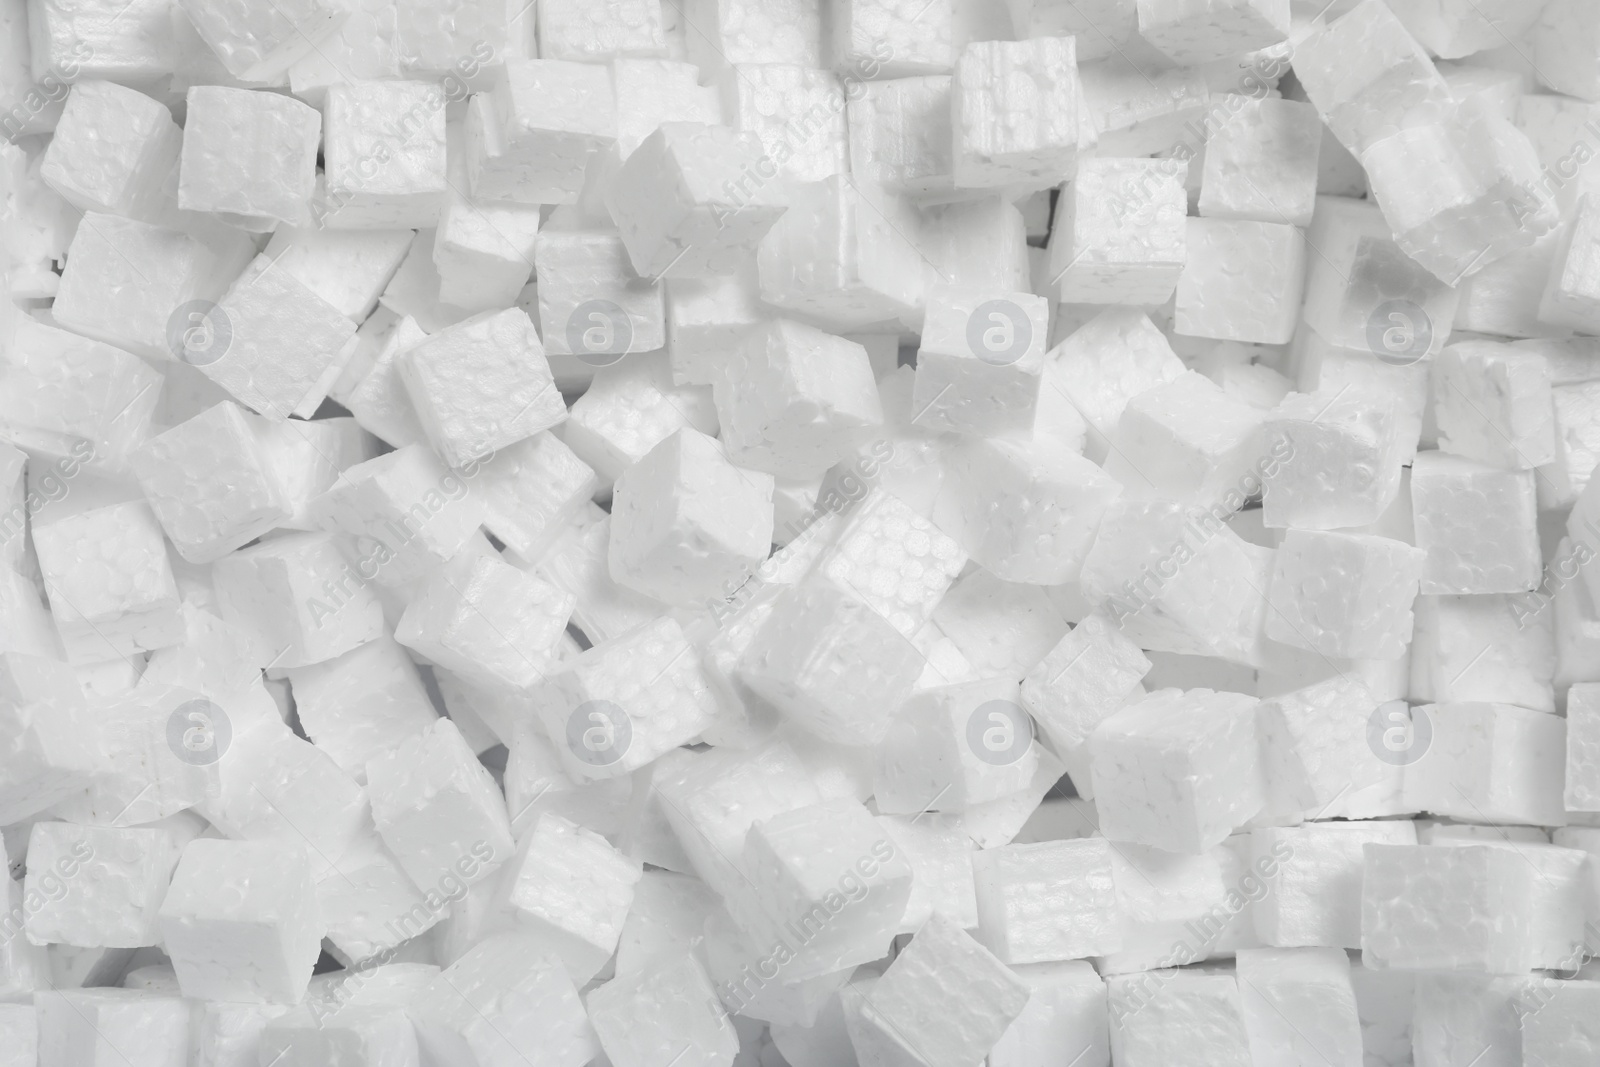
(1106, 972, 1250, 1066)
(607, 122, 786, 279)
(27, 0, 178, 84)
(391, 0, 507, 77)
(972, 837, 1121, 964)
(928, 567, 1069, 679)
(23, 822, 178, 949)
(1409, 450, 1540, 594)
(431, 190, 539, 313)
(33, 500, 183, 663)
(35, 989, 189, 1067)
(687, 0, 821, 71)
(1361, 842, 1535, 973)
(562, 352, 719, 485)
(587, 951, 736, 1067)
(1432, 340, 1556, 470)
(1260, 387, 1404, 530)
(952, 37, 1083, 190)
(1265, 529, 1425, 660)
(51, 211, 252, 361)
(319, 81, 448, 229)
(159, 839, 323, 1003)
(398, 307, 563, 467)
(131, 401, 292, 564)
(832, 0, 953, 78)
(286, 635, 437, 783)
(407, 933, 598, 1067)
(471, 432, 599, 562)
(39, 80, 180, 220)
(179, 87, 321, 229)
(176, 0, 342, 81)
(934, 433, 1121, 585)
(536, 0, 665, 61)
(534, 505, 666, 645)
(1090, 687, 1265, 854)
(1250, 821, 1417, 949)
(912, 286, 1048, 437)
(310, 444, 484, 588)
(852, 913, 1028, 1067)
(534, 615, 722, 779)
(812, 487, 965, 637)
(607, 427, 772, 605)
(756, 174, 924, 329)
(734, 798, 911, 980)
(875, 677, 1039, 813)
(1198, 95, 1318, 226)
(986, 959, 1108, 1067)
(1174, 217, 1306, 344)
(718, 63, 842, 182)
(713, 318, 883, 479)
(533, 228, 665, 357)
(0, 653, 96, 823)
(1411, 594, 1555, 713)
(365, 718, 515, 891)
(1046, 307, 1184, 462)
(1402, 702, 1566, 826)
(1103, 370, 1269, 503)
(489, 813, 642, 984)
(1049, 157, 1187, 305)
(1137, 0, 1287, 65)
(467, 59, 616, 206)
(846, 75, 954, 197)
(663, 272, 766, 385)
(1237, 947, 1363, 1067)
(211, 531, 382, 668)
(738, 576, 926, 747)
(1256, 673, 1395, 818)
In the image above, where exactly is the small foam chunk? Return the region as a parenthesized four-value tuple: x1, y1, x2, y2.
(1409, 450, 1540, 594)
(179, 87, 321, 230)
(1261, 387, 1404, 530)
(176, 0, 342, 81)
(1103, 370, 1269, 503)
(562, 351, 719, 486)
(35, 989, 189, 1067)
(1049, 157, 1187, 306)
(1090, 687, 1265, 854)
(1251, 821, 1418, 949)
(533, 227, 665, 358)
(832, 0, 954, 79)
(875, 677, 1039, 813)
(973, 837, 1122, 964)
(1106, 972, 1251, 1067)
(467, 59, 617, 205)
(39, 80, 180, 221)
(159, 839, 323, 1004)
(23, 822, 178, 949)
(1401, 702, 1566, 826)
(1198, 96, 1319, 226)
(1265, 529, 1425, 660)
(1174, 217, 1306, 344)
(320, 80, 448, 229)
(1237, 947, 1363, 1067)
(1432, 340, 1557, 470)
(952, 37, 1083, 190)
(1046, 308, 1185, 462)
(1136, 0, 1288, 66)
(912, 285, 1049, 438)
(587, 951, 736, 1067)
(1361, 842, 1535, 973)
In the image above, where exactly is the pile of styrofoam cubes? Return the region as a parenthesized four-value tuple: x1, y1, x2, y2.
(8, 0, 1600, 1062)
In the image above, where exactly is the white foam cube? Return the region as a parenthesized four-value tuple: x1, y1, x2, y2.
(1046, 307, 1185, 461)
(179, 87, 320, 229)
(1136, 0, 1287, 65)
(738, 576, 926, 747)
(1250, 821, 1418, 949)
(1409, 450, 1539, 595)
(287, 635, 438, 784)
(713, 319, 883, 479)
(952, 37, 1082, 190)
(1174, 217, 1306, 344)
(22, 822, 176, 949)
(1090, 687, 1265, 854)
(1050, 157, 1187, 305)
(812, 486, 965, 637)
(0, 653, 96, 823)
(1265, 529, 1425, 660)
(1237, 947, 1362, 1067)
(159, 839, 323, 1004)
(533, 227, 665, 357)
(1103, 370, 1269, 503)
(587, 951, 736, 1067)
(832, 0, 953, 78)
(1402, 702, 1566, 826)
(973, 837, 1121, 964)
(1198, 96, 1318, 226)
(875, 677, 1039, 813)
(176, 0, 341, 81)
(1361, 842, 1535, 973)
(912, 286, 1048, 437)
(365, 718, 515, 891)
(1432, 340, 1556, 470)
(320, 80, 448, 229)
(39, 80, 180, 220)
(407, 933, 598, 1067)
(847, 75, 954, 197)
(986, 960, 1108, 1067)
(27, 0, 178, 84)
(35, 989, 189, 1067)
(562, 352, 719, 486)
(212, 531, 381, 668)
(1106, 972, 1251, 1067)
(1260, 387, 1404, 530)
(467, 59, 616, 206)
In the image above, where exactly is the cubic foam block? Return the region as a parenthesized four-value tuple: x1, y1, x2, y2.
(286, 635, 437, 783)
(1265, 529, 1425, 660)
(0, 653, 96, 823)
(952, 37, 1083, 190)
(912, 286, 1048, 438)
(35, 989, 189, 1067)
(473, 432, 599, 561)
(928, 568, 1070, 679)
(159, 839, 323, 1004)
(179, 87, 321, 230)
(587, 951, 737, 1067)
(1198, 96, 1319, 226)
(1136, 0, 1288, 66)
(1103, 370, 1269, 504)
(1089, 687, 1266, 853)
(973, 837, 1121, 964)
(562, 352, 719, 485)
(466, 59, 617, 206)
(718, 63, 843, 182)
(1106, 972, 1251, 1067)
(1046, 308, 1185, 462)
(1049, 157, 1187, 306)
(1401, 702, 1566, 826)
(1432, 340, 1557, 470)
(533, 227, 665, 357)
(986, 960, 1108, 1067)
(1250, 821, 1418, 949)
(1409, 450, 1539, 595)
(176, 0, 342, 81)
(1174, 217, 1306, 345)
(832, 0, 953, 79)
(811, 486, 965, 637)
(713, 318, 884, 479)
(321, 81, 448, 229)
(1237, 947, 1363, 1067)
(1361, 842, 1535, 973)
(1260, 387, 1404, 530)
(212, 531, 382, 668)
(1411, 594, 1555, 713)
(22, 822, 177, 949)
(39, 80, 179, 221)
(847, 75, 954, 198)
(875, 677, 1039, 813)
